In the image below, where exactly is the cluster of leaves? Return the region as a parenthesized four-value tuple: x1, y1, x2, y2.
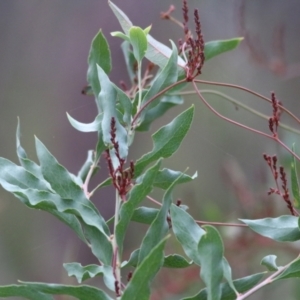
(1, 1, 300, 299)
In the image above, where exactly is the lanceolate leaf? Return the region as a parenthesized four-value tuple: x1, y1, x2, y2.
(291, 143, 300, 208)
(204, 38, 243, 61)
(146, 34, 186, 74)
(66, 113, 102, 133)
(87, 30, 111, 98)
(198, 226, 224, 300)
(4, 188, 112, 264)
(113, 83, 132, 126)
(164, 254, 192, 268)
(240, 216, 300, 242)
(121, 41, 136, 83)
(129, 26, 148, 62)
(63, 263, 114, 291)
(35, 138, 102, 214)
(0, 158, 50, 191)
(131, 206, 159, 224)
(122, 249, 191, 269)
(108, 1, 132, 35)
(0, 285, 53, 300)
(183, 272, 265, 300)
(135, 105, 194, 177)
(16, 119, 45, 180)
(116, 160, 161, 255)
(141, 41, 178, 108)
(121, 237, 168, 300)
(77, 150, 94, 183)
(171, 204, 205, 265)
(17, 283, 113, 300)
(275, 258, 300, 280)
(138, 171, 183, 264)
(222, 257, 238, 296)
(153, 168, 197, 190)
(109, 1, 186, 73)
(96, 65, 128, 163)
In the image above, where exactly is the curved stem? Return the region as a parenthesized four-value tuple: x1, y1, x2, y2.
(192, 81, 272, 139)
(192, 82, 300, 163)
(177, 89, 300, 136)
(194, 79, 300, 125)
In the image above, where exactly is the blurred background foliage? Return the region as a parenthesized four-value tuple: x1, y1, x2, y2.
(1, 1, 300, 299)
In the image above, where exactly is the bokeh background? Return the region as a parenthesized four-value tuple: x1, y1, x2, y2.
(1, 1, 300, 299)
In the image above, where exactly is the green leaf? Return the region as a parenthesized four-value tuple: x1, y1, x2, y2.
(7, 188, 112, 264)
(141, 41, 178, 108)
(63, 263, 114, 291)
(138, 170, 183, 264)
(87, 30, 111, 98)
(96, 65, 128, 164)
(222, 257, 238, 297)
(121, 236, 168, 300)
(143, 25, 152, 35)
(0, 150, 90, 245)
(275, 258, 300, 280)
(153, 168, 197, 190)
(108, 1, 132, 35)
(122, 248, 140, 268)
(204, 38, 243, 61)
(198, 226, 224, 300)
(0, 285, 53, 300)
(164, 254, 192, 268)
(116, 160, 161, 255)
(129, 26, 148, 62)
(135, 105, 194, 177)
(113, 83, 132, 126)
(66, 113, 102, 132)
(131, 206, 159, 224)
(261, 255, 279, 271)
(240, 216, 300, 242)
(16, 118, 46, 180)
(291, 143, 300, 208)
(111, 31, 130, 42)
(18, 283, 113, 300)
(137, 94, 184, 131)
(146, 34, 186, 74)
(0, 158, 51, 191)
(108, 1, 185, 72)
(171, 204, 205, 265)
(77, 150, 93, 183)
(121, 41, 136, 83)
(122, 249, 191, 269)
(183, 272, 265, 300)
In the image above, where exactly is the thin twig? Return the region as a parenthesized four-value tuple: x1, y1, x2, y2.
(177, 89, 300, 136)
(194, 79, 300, 124)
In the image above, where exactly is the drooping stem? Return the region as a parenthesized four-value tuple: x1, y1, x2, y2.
(177, 89, 300, 136)
(192, 81, 272, 139)
(194, 79, 300, 124)
(192, 81, 300, 162)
